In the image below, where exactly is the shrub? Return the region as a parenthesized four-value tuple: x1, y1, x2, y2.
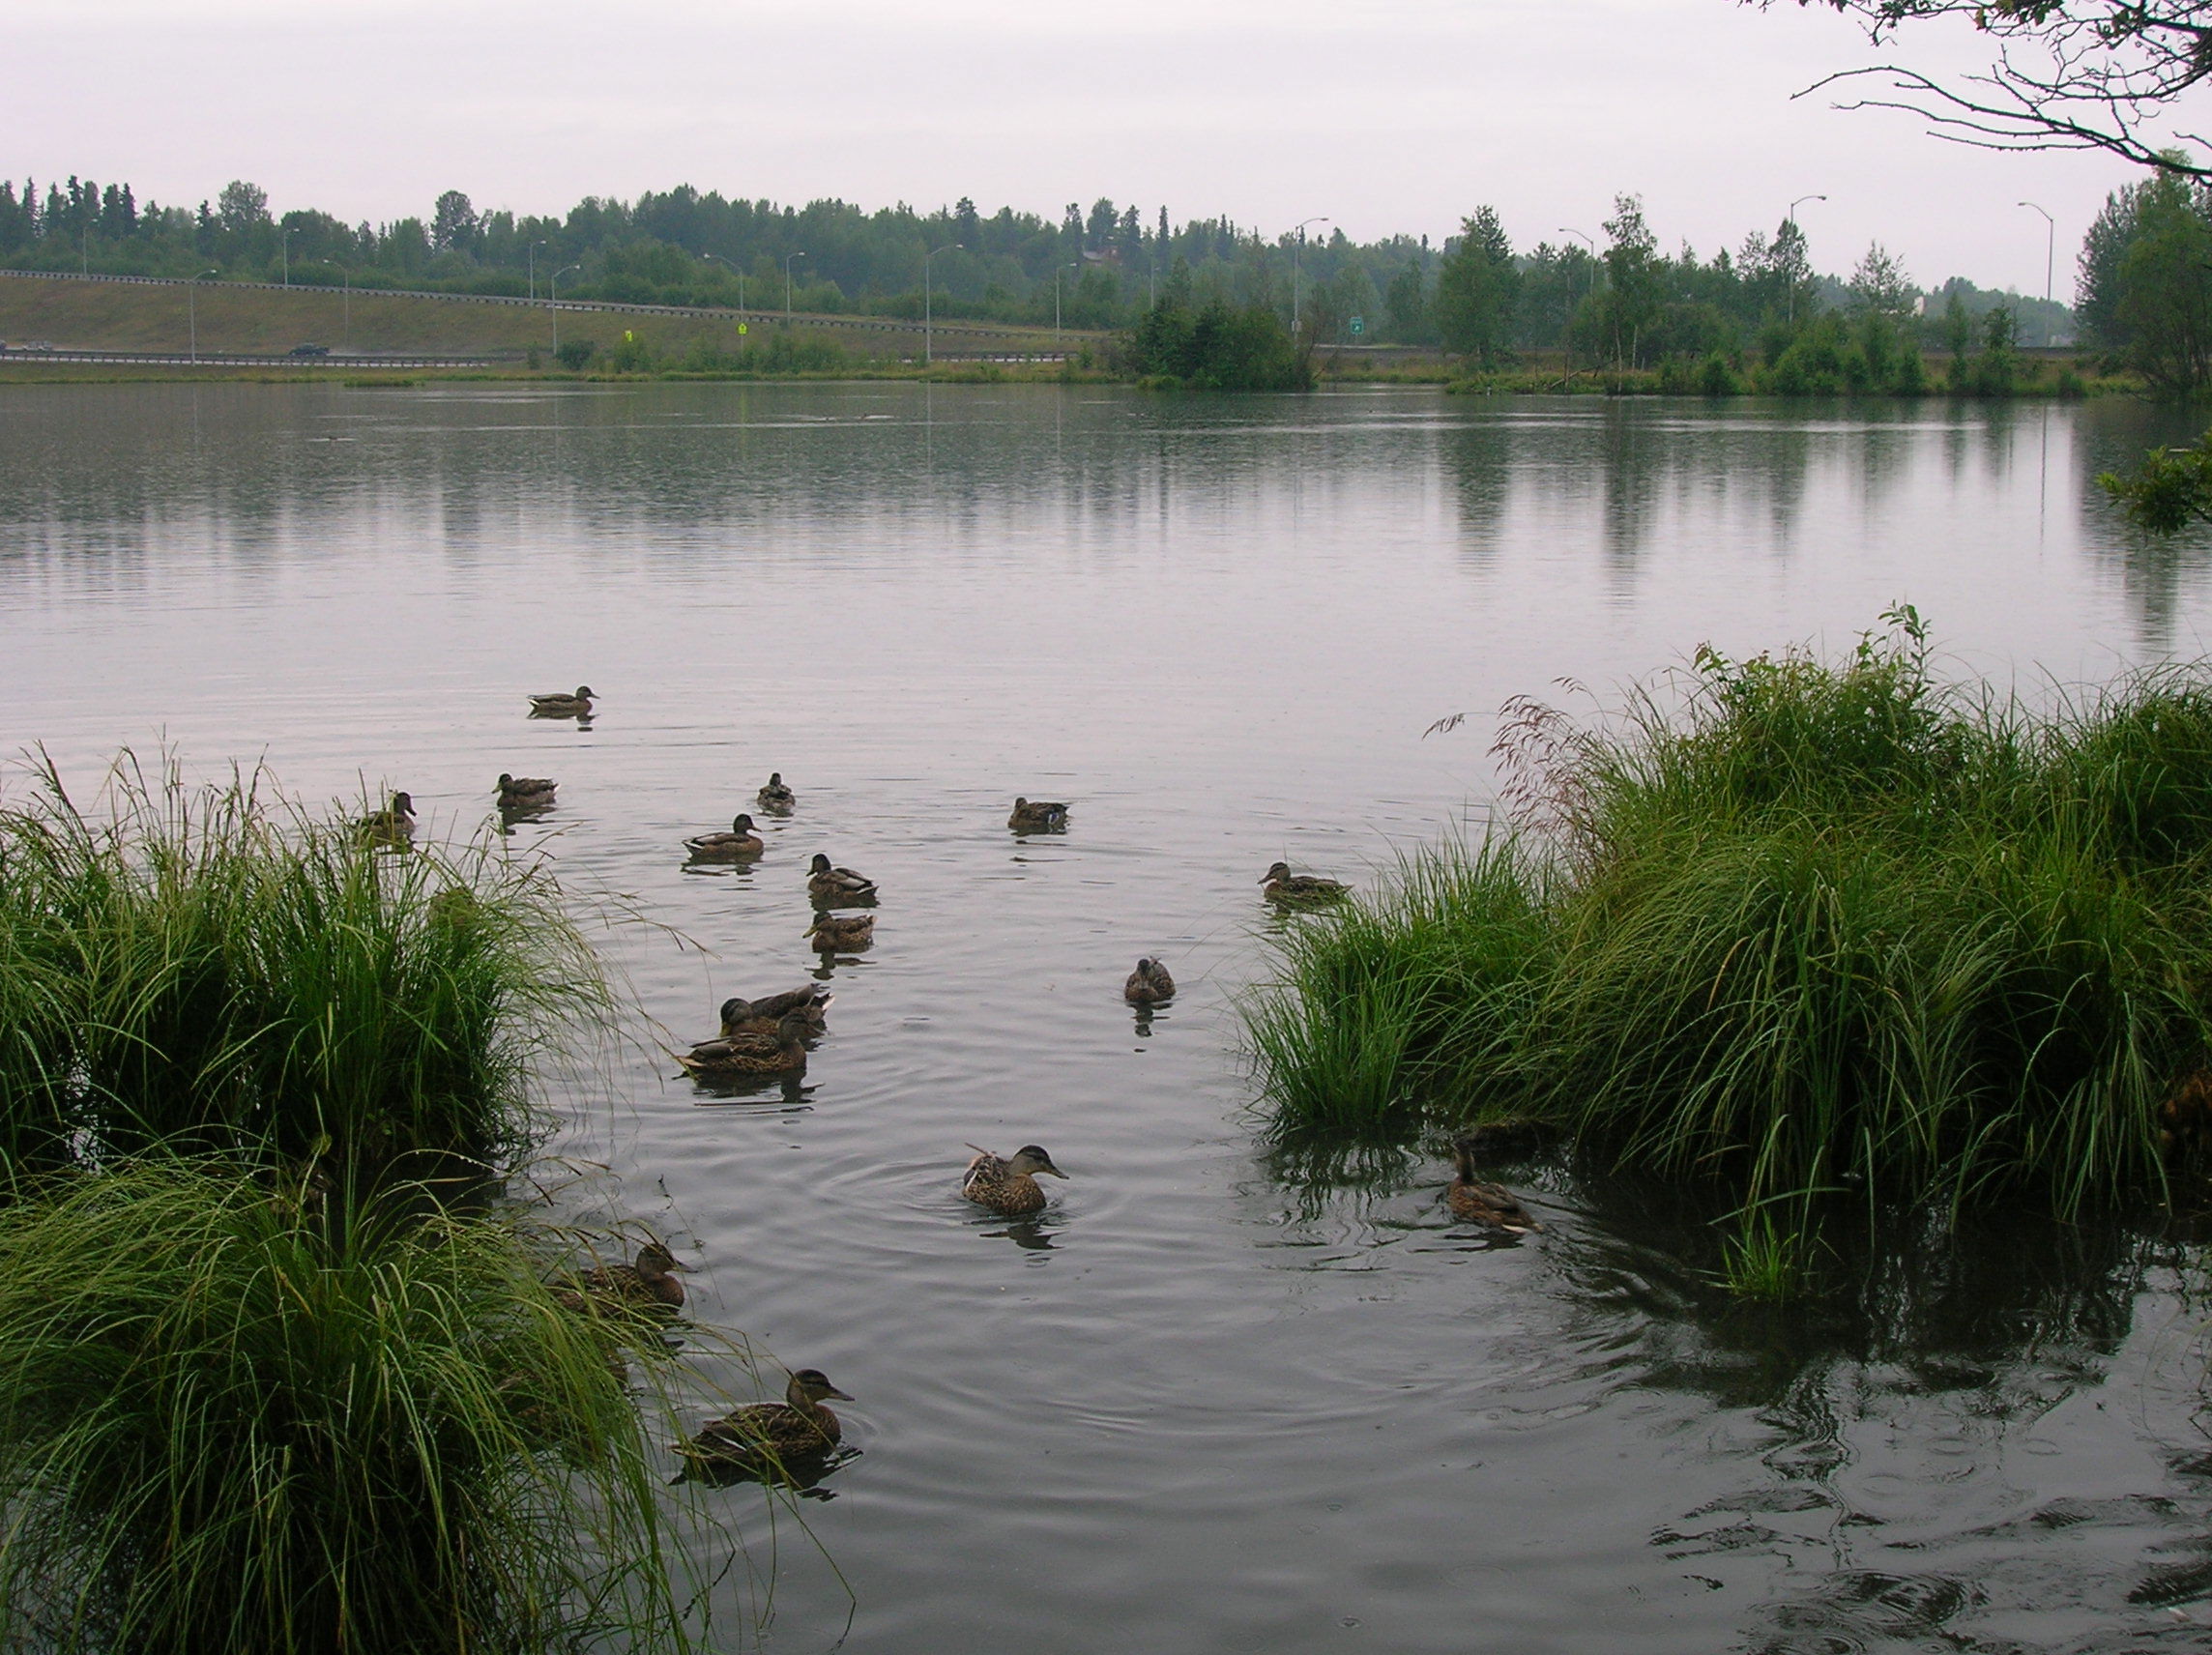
(554, 338, 596, 370)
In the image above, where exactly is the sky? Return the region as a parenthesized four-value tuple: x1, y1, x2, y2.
(8, 0, 2174, 301)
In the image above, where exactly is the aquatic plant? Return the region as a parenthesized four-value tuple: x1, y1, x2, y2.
(0, 1162, 713, 1655)
(1246, 609, 2212, 1247)
(0, 754, 617, 1188)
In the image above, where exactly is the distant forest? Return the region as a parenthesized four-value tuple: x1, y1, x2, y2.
(0, 171, 2075, 352)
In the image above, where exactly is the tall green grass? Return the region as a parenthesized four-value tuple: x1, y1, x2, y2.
(0, 1163, 713, 1654)
(0, 755, 617, 1189)
(1247, 610, 2212, 1230)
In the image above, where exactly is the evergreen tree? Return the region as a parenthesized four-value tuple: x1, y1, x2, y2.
(1433, 205, 1518, 363)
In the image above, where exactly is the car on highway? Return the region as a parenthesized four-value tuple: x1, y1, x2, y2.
(287, 342, 331, 357)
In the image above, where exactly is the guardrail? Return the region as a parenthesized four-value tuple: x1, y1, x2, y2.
(0, 266, 1087, 342)
(0, 345, 1073, 370)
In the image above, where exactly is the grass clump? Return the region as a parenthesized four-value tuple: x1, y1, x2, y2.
(0, 754, 614, 1189)
(1247, 607, 2212, 1240)
(0, 1163, 709, 1655)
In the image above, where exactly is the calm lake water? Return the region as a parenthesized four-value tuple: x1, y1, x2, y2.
(7, 381, 2212, 1653)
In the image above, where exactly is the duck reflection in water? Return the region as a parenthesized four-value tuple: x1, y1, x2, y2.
(687, 1071, 813, 1109)
(979, 1214, 1061, 1253)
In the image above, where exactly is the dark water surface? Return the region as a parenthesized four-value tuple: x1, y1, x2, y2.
(7, 382, 2212, 1652)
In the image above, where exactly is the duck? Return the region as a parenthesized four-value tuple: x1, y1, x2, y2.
(678, 1369, 853, 1470)
(528, 685, 596, 717)
(685, 814, 765, 859)
(553, 1242, 690, 1315)
(358, 792, 416, 846)
(1260, 861, 1350, 903)
(1444, 1137, 1539, 1234)
(804, 913, 875, 952)
(961, 1144, 1068, 1216)
(676, 1010, 813, 1077)
(496, 772, 557, 809)
(807, 852, 877, 905)
(1008, 797, 1069, 831)
(756, 771, 797, 814)
(716, 984, 832, 1036)
(1123, 957, 1177, 1002)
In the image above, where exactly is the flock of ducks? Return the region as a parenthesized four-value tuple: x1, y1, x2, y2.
(355, 683, 1541, 1481)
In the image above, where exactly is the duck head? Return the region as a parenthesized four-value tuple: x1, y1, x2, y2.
(391, 792, 415, 815)
(717, 997, 754, 1031)
(1006, 1145, 1068, 1179)
(809, 853, 833, 874)
(635, 1242, 690, 1281)
(1260, 861, 1292, 883)
(733, 813, 757, 833)
(787, 1368, 855, 1406)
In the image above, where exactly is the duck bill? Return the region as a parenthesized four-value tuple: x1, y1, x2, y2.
(825, 1385, 856, 1402)
(1038, 1165, 1069, 1179)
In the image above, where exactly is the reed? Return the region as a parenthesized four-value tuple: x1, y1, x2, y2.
(0, 1162, 713, 1654)
(1247, 610, 2212, 1234)
(0, 755, 617, 1188)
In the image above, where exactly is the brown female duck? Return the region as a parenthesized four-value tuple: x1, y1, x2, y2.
(528, 685, 595, 718)
(756, 771, 797, 813)
(1260, 861, 1349, 903)
(1444, 1137, 1538, 1234)
(805, 913, 876, 951)
(1008, 797, 1069, 831)
(716, 985, 832, 1036)
(1123, 957, 1177, 1002)
(676, 1009, 813, 1077)
(358, 792, 417, 846)
(806, 852, 877, 904)
(553, 1242, 690, 1314)
(679, 1368, 853, 1470)
(496, 772, 557, 809)
(961, 1144, 1068, 1216)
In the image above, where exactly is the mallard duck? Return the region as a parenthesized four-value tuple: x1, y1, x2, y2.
(685, 814, 765, 859)
(756, 771, 797, 813)
(807, 852, 877, 905)
(553, 1242, 690, 1314)
(679, 1369, 853, 1470)
(1261, 861, 1349, 902)
(1123, 957, 1177, 1002)
(1444, 1137, 1539, 1233)
(961, 1144, 1068, 1215)
(528, 685, 595, 717)
(677, 1010, 812, 1077)
(496, 772, 557, 809)
(358, 792, 416, 846)
(716, 987, 832, 1037)
(804, 913, 875, 952)
(1008, 797, 1069, 831)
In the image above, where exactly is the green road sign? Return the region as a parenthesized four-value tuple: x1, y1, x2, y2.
(1349, 315, 1365, 336)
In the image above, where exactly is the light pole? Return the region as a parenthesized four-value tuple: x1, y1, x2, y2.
(922, 244, 955, 365)
(188, 267, 219, 362)
(783, 250, 805, 322)
(549, 263, 580, 354)
(1785, 193, 1825, 324)
(1290, 216, 1329, 337)
(317, 259, 349, 350)
(281, 226, 295, 287)
(528, 239, 547, 303)
(701, 251, 743, 312)
(1054, 260, 1079, 345)
(1557, 227, 1598, 297)
(2019, 200, 2055, 305)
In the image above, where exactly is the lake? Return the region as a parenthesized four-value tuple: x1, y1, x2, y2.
(6, 381, 2212, 1653)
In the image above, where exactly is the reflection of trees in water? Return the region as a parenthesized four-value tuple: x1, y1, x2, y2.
(1552, 1166, 2200, 1652)
(2073, 398, 2212, 651)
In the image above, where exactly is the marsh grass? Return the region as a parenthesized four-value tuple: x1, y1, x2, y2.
(0, 754, 618, 1189)
(1246, 610, 2212, 1252)
(0, 1162, 723, 1655)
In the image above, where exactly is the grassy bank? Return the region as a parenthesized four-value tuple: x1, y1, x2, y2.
(1246, 611, 2212, 1278)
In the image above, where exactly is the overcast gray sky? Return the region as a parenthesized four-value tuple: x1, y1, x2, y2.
(9, 0, 2166, 299)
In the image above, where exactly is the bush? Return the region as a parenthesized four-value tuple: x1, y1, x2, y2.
(554, 338, 596, 370)
(1124, 297, 1311, 391)
(1246, 610, 2212, 1231)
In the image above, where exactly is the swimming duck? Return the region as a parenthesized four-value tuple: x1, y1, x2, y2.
(528, 685, 595, 717)
(676, 1009, 813, 1077)
(1444, 1137, 1539, 1234)
(756, 771, 797, 814)
(679, 1369, 853, 1470)
(358, 792, 417, 846)
(496, 772, 557, 809)
(961, 1144, 1068, 1216)
(807, 852, 877, 905)
(1261, 861, 1350, 903)
(1008, 797, 1069, 831)
(804, 913, 875, 952)
(553, 1242, 690, 1315)
(717, 984, 833, 1036)
(1123, 957, 1177, 1003)
(686, 814, 765, 859)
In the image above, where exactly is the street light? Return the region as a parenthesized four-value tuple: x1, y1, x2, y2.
(783, 250, 806, 322)
(549, 263, 580, 354)
(1290, 216, 1330, 336)
(2019, 200, 2055, 305)
(528, 239, 548, 303)
(1054, 260, 1079, 345)
(1785, 193, 1825, 324)
(188, 267, 219, 363)
(701, 250, 743, 312)
(281, 226, 296, 287)
(318, 258, 349, 351)
(922, 244, 955, 365)
(1557, 227, 1598, 297)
